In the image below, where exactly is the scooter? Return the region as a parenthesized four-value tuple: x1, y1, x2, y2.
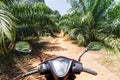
(15, 41, 103, 80)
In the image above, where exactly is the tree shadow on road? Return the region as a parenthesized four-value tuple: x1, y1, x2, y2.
(0, 39, 66, 80)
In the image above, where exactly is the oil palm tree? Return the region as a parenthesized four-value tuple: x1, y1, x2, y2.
(0, 2, 16, 55)
(61, 0, 120, 51)
(9, 2, 58, 39)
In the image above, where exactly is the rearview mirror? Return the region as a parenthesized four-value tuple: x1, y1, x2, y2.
(15, 41, 32, 53)
(87, 42, 103, 51)
(78, 42, 103, 61)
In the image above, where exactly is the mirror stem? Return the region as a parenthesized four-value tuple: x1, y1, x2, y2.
(78, 49, 88, 61)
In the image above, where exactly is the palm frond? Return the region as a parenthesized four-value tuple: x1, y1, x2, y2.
(0, 9, 16, 55)
(77, 34, 85, 46)
(80, 12, 94, 26)
(107, 3, 120, 21)
(95, 33, 120, 52)
(9, 2, 58, 37)
(62, 0, 120, 53)
(98, 19, 120, 36)
(68, 28, 80, 40)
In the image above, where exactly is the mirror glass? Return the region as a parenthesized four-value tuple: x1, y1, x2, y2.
(87, 42, 103, 51)
(15, 41, 31, 53)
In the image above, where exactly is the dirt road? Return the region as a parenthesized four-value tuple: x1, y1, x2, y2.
(23, 35, 120, 80)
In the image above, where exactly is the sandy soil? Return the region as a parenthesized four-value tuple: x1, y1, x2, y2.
(21, 35, 120, 80)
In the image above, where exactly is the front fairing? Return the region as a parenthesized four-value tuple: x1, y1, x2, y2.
(38, 56, 83, 80)
(48, 57, 72, 80)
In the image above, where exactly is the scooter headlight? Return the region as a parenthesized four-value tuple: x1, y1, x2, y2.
(49, 57, 72, 77)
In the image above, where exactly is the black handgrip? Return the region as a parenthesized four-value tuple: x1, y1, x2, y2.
(23, 69, 39, 77)
(83, 68, 97, 75)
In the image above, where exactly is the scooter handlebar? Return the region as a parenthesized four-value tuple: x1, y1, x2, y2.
(83, 68, 97, 75)
(23, 69, 39, 77)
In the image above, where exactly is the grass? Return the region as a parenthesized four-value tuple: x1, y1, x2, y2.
(101, 51, 120, 76)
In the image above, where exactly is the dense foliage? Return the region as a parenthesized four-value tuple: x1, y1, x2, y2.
(1, 0, 120, 55)
(0, 1, 16, 55)
(0, 1, 60, 55)
(60, 0, 120, 52)
(9, 2, 59, 39)
(0, 0, 120, 79)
